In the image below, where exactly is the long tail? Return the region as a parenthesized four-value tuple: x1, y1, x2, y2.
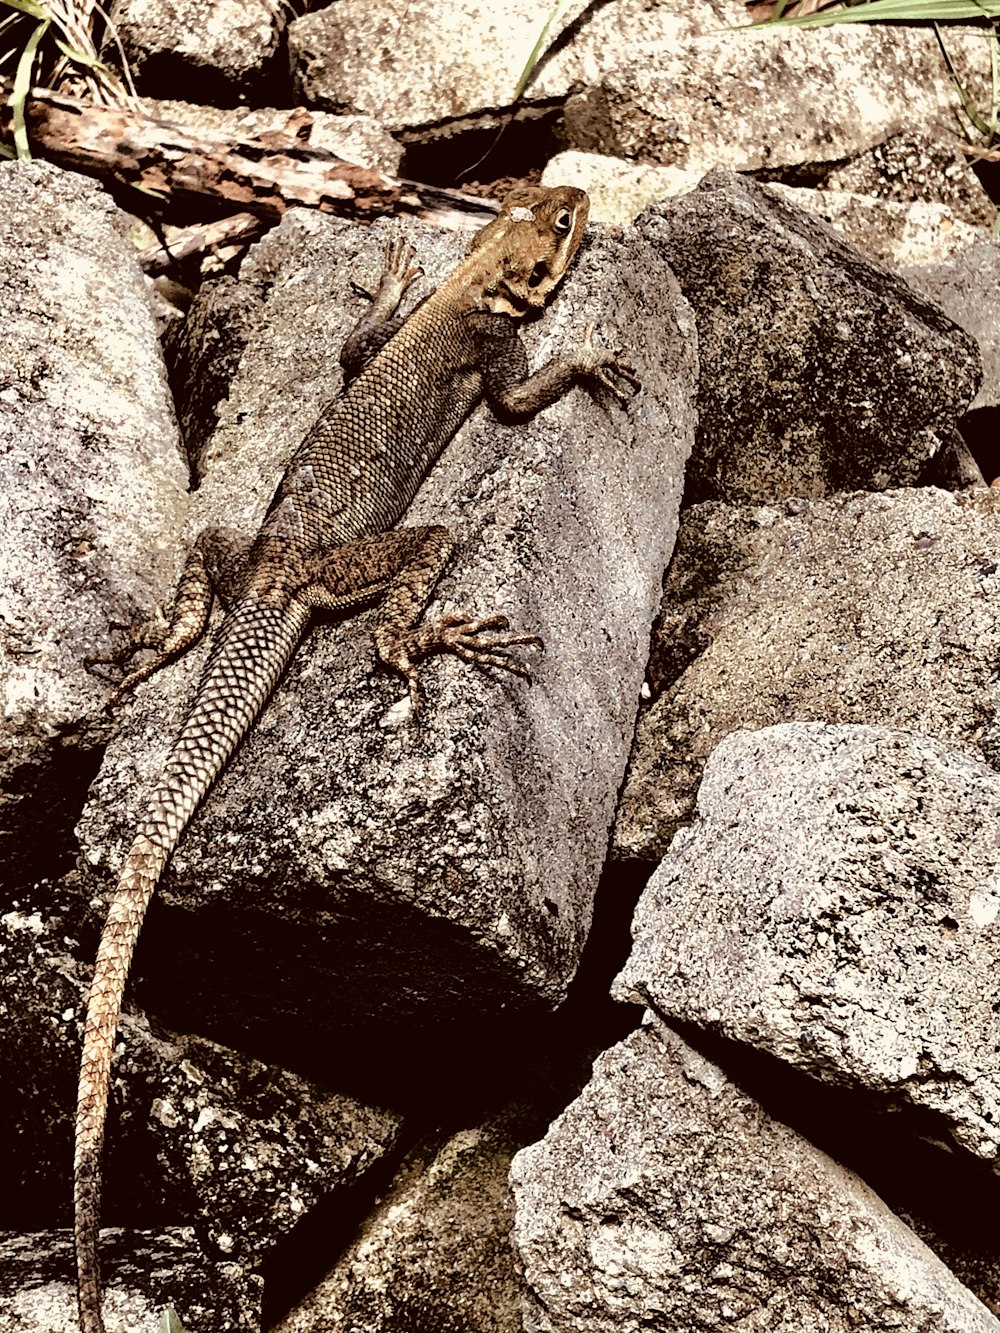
(74, 597, 309, 1333)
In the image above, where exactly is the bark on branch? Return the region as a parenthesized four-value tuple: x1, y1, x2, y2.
(0, 86, 499, 231)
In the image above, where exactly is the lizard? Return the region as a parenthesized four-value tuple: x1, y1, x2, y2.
(73, 182, 638, 1333)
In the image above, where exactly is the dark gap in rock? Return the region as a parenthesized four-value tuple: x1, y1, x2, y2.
(400, 109, 565, 189)
(259, 856, 647, 1325)
(671, 1019, 1000, 1313)
(971, 158, 1000, 207)
(260, 1118, 426, 1330)
(960, 405, 1000, 484)
(749, 161, 845, 190)
(0, 741, 107, 897)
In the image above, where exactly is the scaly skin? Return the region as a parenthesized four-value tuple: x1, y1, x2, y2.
(75, 185, 638, 1333)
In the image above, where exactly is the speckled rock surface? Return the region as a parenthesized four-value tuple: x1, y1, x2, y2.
(110, 0, 287, 104)
(902, 242, 1000, 413)
(616, 724, 1000, 1164)
(636, 171, 981, 507)
(512, 1014, 1000, 1332)
(275, 1111, 529, 1333)
(615, 487, 1000, 863)
(0, 159, 186, 887)
(1, 883, 401, 1323)
(0, 1229, 258, 1333)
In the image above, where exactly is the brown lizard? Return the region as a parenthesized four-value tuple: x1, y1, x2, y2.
(74, 183, 637, 1333)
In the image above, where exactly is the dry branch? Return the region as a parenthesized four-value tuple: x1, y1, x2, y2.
(0, 86, 499, 231)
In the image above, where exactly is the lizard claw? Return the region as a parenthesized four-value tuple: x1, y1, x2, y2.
(580, 323, 641, 403)
(426, 613, 545, 681)
(376, 612, 544, 707)
(381, 237, 423, 295)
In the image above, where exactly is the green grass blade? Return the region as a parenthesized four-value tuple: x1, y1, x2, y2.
(11, 14, 48, 160)
(0, 0, 49, 20)
(771, 0, 1000, 24)
(934, 18, 992, 134)
(513, 0, 572, 101)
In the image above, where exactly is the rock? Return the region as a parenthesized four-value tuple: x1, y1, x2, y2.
(615, 487, 1000, 863)
(0, 883, 402, 1322)
(74, 207, 695, 1088)
(902, 242, 1000, 414)
(636, 171, 981, 506)
(615, 724, 1000, 1165)
(275, 1111, 529, 1333)
(542, 152, 705, 226)
(288, 0, 591, 137)
(818, 131, 995, 230)
(562, 9, 990, 176)
(0, 1229, 259, 1333)
(109, 0, 287, 106)
(765, 184, 989, 268)
(0, 160, 187, 888)
(511, 1013, 1000, 1332)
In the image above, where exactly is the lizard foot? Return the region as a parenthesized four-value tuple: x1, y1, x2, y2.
(580, 323, 641, 402)
(377, 614, 544, 713)
(350, 239, 422, 305)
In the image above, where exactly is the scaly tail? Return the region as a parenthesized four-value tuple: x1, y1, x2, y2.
(74, 597, 310, 1333)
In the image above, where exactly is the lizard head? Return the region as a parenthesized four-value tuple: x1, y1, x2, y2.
(467, 185, 590, 317)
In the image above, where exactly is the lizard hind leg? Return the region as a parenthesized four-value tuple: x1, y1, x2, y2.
(368, 527, 544, 711)
(303, 524, 543, 712)
(91, 527, 251, 710)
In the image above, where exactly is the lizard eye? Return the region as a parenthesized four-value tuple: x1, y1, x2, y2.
(554, 208, 573, 235)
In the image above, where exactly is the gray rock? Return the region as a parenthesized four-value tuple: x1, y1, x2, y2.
(0, 885, 401, 1298)
(637, 171, 981, 506)
(902, 242, 1000, 414)
(615, 724, 1000, 1165)
(819, 132, 995, 230)
(764, 184, 990, 269)
(109, 0, 287, 105)
(0, 1229, 259, 1333)
(614, 487, 1000, 863)
(275, 1110, 530, 1333)
(562, 7, 991, 176)
(288, 0, 591, 136)
(511, 1014, 1000, 1332)
(0, 160, 187, 887)
(75, 209, 695, 1076)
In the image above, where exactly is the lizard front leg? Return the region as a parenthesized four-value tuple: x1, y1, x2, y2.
(340, 238, 423, 385)
(302, 525, 541, 710)
(472, 314, 640, 419)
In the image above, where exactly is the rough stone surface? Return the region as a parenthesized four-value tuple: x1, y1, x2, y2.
(142, 99, 403, 176)
(819, 131, 996, 230)
(615, 487, 1000, 863)
(511, 1014, 1000, 1333)
(1, 884, 401, 1295)
(0, 1230, 259, 1333)
(616, 724, 1000, 1166)
(637, 171, 981, 506)
(561, 10, 990, 174)
(902, 242, 1000, 413)
(275, 1110, 530, 1333)
(75, 208, 695, 1081)
(288, 0, 590, 135)
(287, 0, 988, 175)
(109, 0, 287, 105)
(766, 183, 990, 268)
(0, 160, 187, 888)
(542, 151, 704, 226)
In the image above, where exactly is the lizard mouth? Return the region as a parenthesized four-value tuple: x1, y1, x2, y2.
(528, 260, 549, 289)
